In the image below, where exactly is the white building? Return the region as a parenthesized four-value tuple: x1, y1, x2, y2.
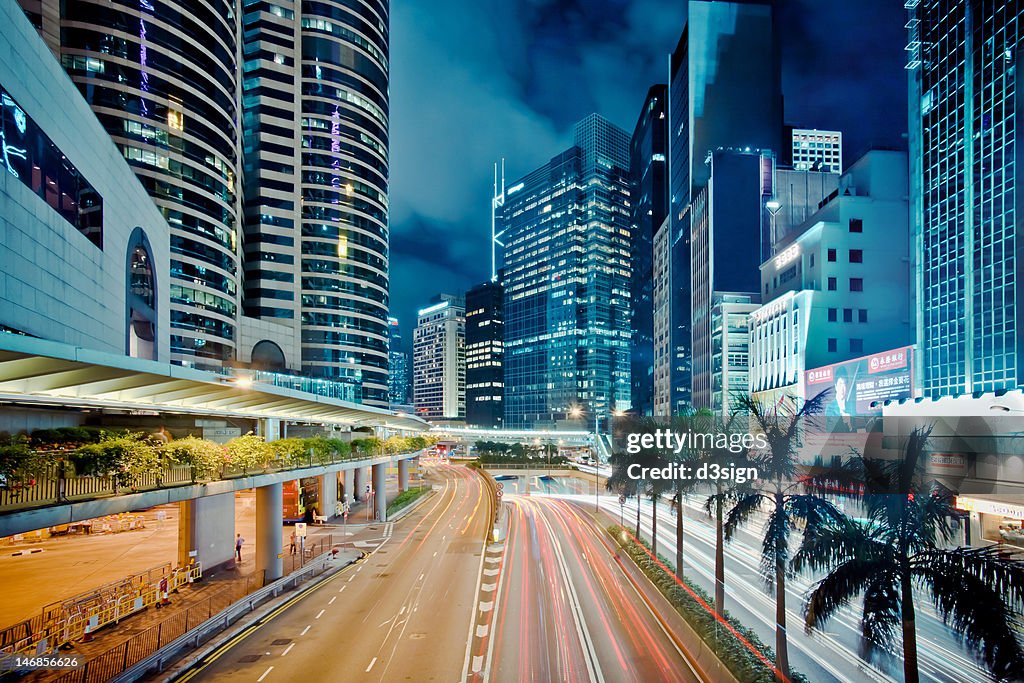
(749, 150, 911, 403)
(413, 296, 465, 421)
(710, 293, 758, 415)
(792, 129, 842, 174)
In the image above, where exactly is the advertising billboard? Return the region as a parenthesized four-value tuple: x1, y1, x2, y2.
(804, 346, 914, 416)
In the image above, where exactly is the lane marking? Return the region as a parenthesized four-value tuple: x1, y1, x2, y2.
(339, 586, 346, 593)
(300, 625, 311, 636)
(328, 596, 336, 605)
(472, 655, 483, 673)
(365, 657, 377, 672)
(315, 609, 325, 619)
(476, 624, 489, 638)
(281, 643, 295, 657)
(257, 666, 274, 682)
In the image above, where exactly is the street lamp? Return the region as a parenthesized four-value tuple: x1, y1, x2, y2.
(765, 198, 783, 249)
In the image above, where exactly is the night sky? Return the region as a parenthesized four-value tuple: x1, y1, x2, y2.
(387, 0, 907, 351)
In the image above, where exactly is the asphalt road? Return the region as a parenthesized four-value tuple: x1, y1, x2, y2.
(482, 494, 706, 683)
(177, 462, 489, 683)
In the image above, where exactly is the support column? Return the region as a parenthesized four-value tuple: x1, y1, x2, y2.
(177, 499, 197, 567)
(257, 418, 281, 442)
(398, 459, 410, 492)
(353, 467, 365, 501)
(178, 493, 235, 570)
(372, 463, 387, 522)
(320, 472, 338, 519)
(343, 468, 355, 505)
(256, 483, 283, 583)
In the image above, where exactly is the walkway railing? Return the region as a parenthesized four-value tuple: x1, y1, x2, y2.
(0, 451, 418, 514)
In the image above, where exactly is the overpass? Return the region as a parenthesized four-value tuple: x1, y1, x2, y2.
(428, 426, 596, 447)
(0, 334, 429, 581)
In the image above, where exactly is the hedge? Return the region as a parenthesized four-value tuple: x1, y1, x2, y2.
(607, 525, 809, 683)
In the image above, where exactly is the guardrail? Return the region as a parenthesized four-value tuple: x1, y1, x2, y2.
(478, 463, 574, 470)
(105, 550, 347, 683)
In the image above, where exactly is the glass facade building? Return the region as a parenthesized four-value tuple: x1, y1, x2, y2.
(387, 316, 409, 405)
(909, 0, 1024, 397)
(413, 295, 465, 420)
(23, 0, 243, 369)
(465, 279, 504, 428)
(499, 114, 632, 429)
(629, 85, 668, 417)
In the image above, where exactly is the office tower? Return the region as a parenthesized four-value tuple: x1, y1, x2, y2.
(748, 151, 911, 403)
(413, 295, 465, 420)
(465, 280, 504, 428)
(690, 149, 770, 411)
(791, 129, 843, 174)
(908, 0, 1024, 397)
(20, 0, 243, 369)
(709, 293, 758, 415)
(630, 85, 668, 417)
(20, 0, 393, 403)
(498, 114, 631, 429)
(657, 0, 782, 415)
(387, 317, 410, 406)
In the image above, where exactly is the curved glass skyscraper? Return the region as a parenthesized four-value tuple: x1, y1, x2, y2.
(51, 0, 241, 368)
(297, 0, 391, 406)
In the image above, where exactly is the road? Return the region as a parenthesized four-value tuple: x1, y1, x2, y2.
(588, 492, 994, 683)
(479, 494, 707, 683)
(178, 462, 490, 683)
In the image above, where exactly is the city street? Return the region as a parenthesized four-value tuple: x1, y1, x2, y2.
(585, 493, 994, 683)
(178, 462, 489, 682)
(483, 493, 706, 683)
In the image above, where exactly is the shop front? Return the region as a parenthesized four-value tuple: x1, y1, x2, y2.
(955, 495, 1024, 548)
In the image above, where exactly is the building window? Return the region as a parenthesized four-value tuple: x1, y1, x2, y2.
(827, 248, 837, 262)
(850, 278, 863, 292)
(843, 308, 853, 322)
(849, 249, 863, 263)
(828, 338, 837, 352)
(850, 338, 863, 353)
(849, 218, 863, 233)
(809, 253, 815, 267)
(827, 277, 837, 291)
(828, 308, 837, 322)
(858, 309, 868, 323)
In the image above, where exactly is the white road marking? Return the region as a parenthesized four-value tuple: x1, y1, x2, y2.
(365, 657, 377, 672)
(476, 624, 489, 637)
(399, 606, 406, 616)
(481, 583, 496, 592)
(282, 643, 295, 657)
(315, 609, 325, 619)
(339, 586, 346, 593)
(483, 568, 499, 576)
(300, 625, 311, 636)
(257, 666, 274, 682)
(328, 596, 336, 605)
(433, 551, 438, 557)
(418, 573, 424, 581)
(478, 601, 493, 612)
(472, 655, 483, 673)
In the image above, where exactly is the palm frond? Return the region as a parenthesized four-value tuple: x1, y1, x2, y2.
(723, 491, 765, 541)
(859, 571, 902, 652)
(914, 545, 1024, 678)
(804, 558, 883, 633)
(792, 516, 891, 574)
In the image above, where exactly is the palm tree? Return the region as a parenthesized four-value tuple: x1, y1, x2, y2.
(666, 411, 712, 580)
(606, 446, 642, 537)
(607, 416, 665, 549)
(795, 426, 1024, 683)
(724, 392, 839, 681)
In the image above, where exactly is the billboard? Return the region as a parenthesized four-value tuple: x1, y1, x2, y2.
(805, 346, 914, 416)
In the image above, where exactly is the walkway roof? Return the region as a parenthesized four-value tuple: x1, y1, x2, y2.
(0, 335, 428, 432)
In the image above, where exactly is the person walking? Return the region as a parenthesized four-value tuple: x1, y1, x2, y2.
(235, 533, 244, 562)
(289, 531, 297, 555)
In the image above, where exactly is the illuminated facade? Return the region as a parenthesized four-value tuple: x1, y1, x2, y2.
(709, 293, 758, 415)
(498, 114, 632, 428)
(749, 151, 911, 399)
(791, 129, 842, 174)
(387, 317, 409, 406)
(413, 295, 465, 420)
(465, 280, 504, 428)
(908, 0, 1024, 397)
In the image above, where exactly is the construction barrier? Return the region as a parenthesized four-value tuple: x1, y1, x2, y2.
(0, 561, 202, 670)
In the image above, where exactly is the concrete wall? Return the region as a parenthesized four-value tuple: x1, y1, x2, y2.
(191, 492, 236, 570)
(0, 0, 170, 361)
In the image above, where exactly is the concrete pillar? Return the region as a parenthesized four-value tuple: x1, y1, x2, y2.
(258, 418, 281, 442)
(256, 483, 283, 583)
(353, 467, 365, 501)
(398, 459, 410, 492)
(372, 463, 387, 522)
(320, 472, 338, 519)
(177, 499, 197, 567)
(342, 468, 355, 505)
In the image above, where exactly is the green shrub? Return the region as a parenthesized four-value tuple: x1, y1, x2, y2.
(70, 433, 159, 487)
(386, 487, 429, 516)
(225, 433, 273, 471)
(270, 437, 309, 467)
(326, 439, 351, 459)
(607, 525, 809, 683)
(162, 437, 224, 481)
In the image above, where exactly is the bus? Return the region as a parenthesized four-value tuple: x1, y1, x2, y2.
(282, 477, 321, 523)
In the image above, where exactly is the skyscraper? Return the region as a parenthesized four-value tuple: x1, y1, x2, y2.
(498, 114, 632, 428)
(630, 85, 668, 417)
(387, 317, 410, 406)
(413, 295, 465, 420)
(908, 0, 1024, 397)
(657, 0, 782, 415)
(465, 280, 504, 428)
(20, 0, 393, 405)
(791, 129, 843, 174)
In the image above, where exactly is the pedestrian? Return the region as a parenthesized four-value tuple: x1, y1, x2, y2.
(235, 533, 244, 562)
(289, 531, 297, 555)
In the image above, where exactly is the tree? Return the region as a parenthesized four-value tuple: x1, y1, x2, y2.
(606, 416, 670, 557)
(795, 427, 1024, 682)
(162, 436, 224, 482)
(226, 433, 273, 472)
(724, 392, 839, 681)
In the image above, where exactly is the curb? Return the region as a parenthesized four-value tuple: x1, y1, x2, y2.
(386, 486, 437, 522)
